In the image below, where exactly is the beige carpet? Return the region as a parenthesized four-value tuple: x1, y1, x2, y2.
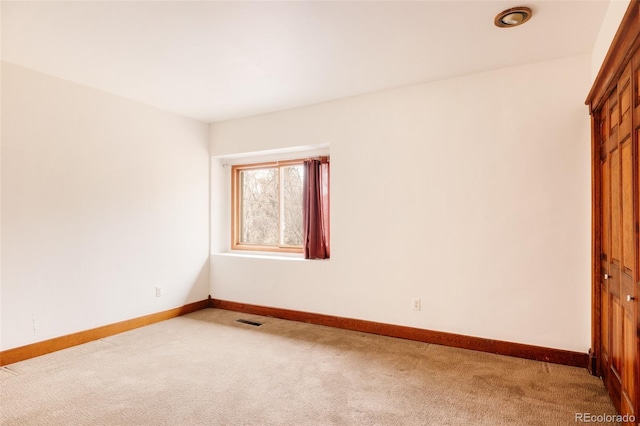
(1, 308, 617, 425)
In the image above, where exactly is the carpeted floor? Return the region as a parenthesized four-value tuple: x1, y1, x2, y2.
(0, 308, 618, 425)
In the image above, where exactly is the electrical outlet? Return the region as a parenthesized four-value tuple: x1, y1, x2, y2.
(412, 298, 421, 311)
(155, 286, 163, 297)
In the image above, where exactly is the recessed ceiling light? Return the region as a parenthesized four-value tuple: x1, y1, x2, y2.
(495, 7, 532, 28)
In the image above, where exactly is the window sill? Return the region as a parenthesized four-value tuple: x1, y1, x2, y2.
(212, 252, 307, 261)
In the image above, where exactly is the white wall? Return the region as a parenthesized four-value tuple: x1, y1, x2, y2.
(1, 63, 210, 350)
(210, 54, 593, 352)
(591, 0, 630, 79)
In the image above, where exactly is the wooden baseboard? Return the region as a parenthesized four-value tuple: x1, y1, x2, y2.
(0, 299, 210, 366)
(210, 298, 589, 368)
(2, 298, 588, 369)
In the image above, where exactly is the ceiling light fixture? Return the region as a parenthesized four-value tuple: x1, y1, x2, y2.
(494, 7, 532, 28)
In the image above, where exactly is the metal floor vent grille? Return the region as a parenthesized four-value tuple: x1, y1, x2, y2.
(235, 319, 263, 327)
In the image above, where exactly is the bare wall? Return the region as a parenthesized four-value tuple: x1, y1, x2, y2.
(591, 0, 630, 80)
(1, 63, 210, 350)
(210, 54, 592, 352)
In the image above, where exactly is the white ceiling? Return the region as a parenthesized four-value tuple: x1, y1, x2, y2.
(1, 1, 609, 123)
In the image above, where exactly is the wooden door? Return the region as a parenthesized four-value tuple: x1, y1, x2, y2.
(588, 3, 639, 423)
(598, 58, 638, 424)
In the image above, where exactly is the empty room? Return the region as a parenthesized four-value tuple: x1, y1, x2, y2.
(1, 0, 638, 425)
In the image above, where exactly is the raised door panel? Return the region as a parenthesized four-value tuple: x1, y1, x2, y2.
(601, 143, 611, 369)
(610, 90, 620, 154)
(622, 140, 634, 274)
(611, 147, 622, 267)
(610, 296, 623, 404)
(620, 65, 632, 140)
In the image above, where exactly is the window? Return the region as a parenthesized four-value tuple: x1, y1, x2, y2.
(232, 160, 305, 253)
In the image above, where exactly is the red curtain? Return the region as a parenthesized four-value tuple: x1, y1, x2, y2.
(303, 159, 330, 259)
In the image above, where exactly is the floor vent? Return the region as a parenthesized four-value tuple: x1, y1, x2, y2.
(235, 319, 263, 327)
